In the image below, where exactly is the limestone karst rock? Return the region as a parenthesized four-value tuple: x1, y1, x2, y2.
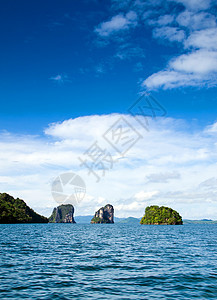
(91, 204, 114, 224)
(49, 204, 76, 223)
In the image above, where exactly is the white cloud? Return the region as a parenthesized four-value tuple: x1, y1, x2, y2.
(1, 114, 217, 219)
(93, 0, 217, 90)
(134, 190, 159, 201)
(147, 171, 181, 183)
(115, 44, 145, 60)
(176, 11, 216, 30)
(205, 122, 217, 134)
(156, 14, 175, 25)
(95, 11, 137, 37)
(143, 50, 217, 89)
(153, 26, 186, 42)
(50, 74, 63, 82)
(185, 28, 217, 50)
(149, 14, 175, 26)
(143, 3, 217, 89)
(49, 74, 71, 84)
(170, 50, 217, 74)
(171, 0, 211, 11)
(143, 70, 202, 89)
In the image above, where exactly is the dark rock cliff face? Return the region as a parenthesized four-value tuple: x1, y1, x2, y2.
(91, 204, 114, 224)
(49, 204, 76, 223)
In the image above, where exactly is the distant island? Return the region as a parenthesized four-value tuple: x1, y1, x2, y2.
(91, 204, 114, 223)
(1, 193, 216, 225)
(140, 205, 183, 225)
(49, 204, 76, 223)
(0, 193, 48, 223)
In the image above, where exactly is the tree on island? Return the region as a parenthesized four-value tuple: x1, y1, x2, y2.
(140, 205, 183, 225)
(0, 193, 48, 223)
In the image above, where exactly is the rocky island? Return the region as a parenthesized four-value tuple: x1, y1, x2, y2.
(49, 204, 76, 223)
(91, 204, 114, 223)
(140, 205, 183, 225)
(0, 193, 48, 223)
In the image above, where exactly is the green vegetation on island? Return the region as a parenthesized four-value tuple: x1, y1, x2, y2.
(0, 193, 48, 223)
(140, 205, 183, 225)
(91, 216, 110, 224)
(49, 204, 76, 223)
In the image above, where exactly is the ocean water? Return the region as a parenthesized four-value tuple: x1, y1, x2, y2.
(0, 224, 217, 299)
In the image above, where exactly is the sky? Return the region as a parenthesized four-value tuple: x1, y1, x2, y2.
(0, 0, 217, 219)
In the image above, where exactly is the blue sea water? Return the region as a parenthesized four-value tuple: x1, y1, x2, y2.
(0, 224, 217, 299)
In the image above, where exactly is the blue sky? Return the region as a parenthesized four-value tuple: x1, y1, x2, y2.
(1, 0, 217, 218)
(1, 0, 217, 133)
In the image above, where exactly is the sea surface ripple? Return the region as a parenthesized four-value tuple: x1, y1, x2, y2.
(0, 223, 217, 299)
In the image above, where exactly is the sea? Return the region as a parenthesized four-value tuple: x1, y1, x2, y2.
(0, 223, 217, 299)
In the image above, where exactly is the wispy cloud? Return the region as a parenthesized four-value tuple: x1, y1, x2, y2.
(176, 11, 216, 30)
(49, 74, 71, 84)
(153, 26, 186, 42)
(115, 44, 145, 60)
(171, 0, 212, 11)
(142, 1, 217, 89)
(144, 50, 217, 89)
(94, 0, 217, 89)
(95, 11, 137, 37)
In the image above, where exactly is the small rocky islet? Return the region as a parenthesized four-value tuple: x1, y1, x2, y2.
(91, 204, 114, 224)
(0, 193, 183, 225)
(49, 204, 76, 223)
(140, 205, 183, 225)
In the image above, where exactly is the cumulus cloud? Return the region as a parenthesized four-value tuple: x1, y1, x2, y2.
(144, 50, 217, 89)
(185, 28, 217, 50)
(1, 114, 217, 218)
(170, 50, 217, 74)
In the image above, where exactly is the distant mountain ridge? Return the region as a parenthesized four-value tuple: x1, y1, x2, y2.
(74, 215, 140, 223)
(118, 217, 140, 224)
(183, 219, 217, 224)
(72, 217, 217, 224)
